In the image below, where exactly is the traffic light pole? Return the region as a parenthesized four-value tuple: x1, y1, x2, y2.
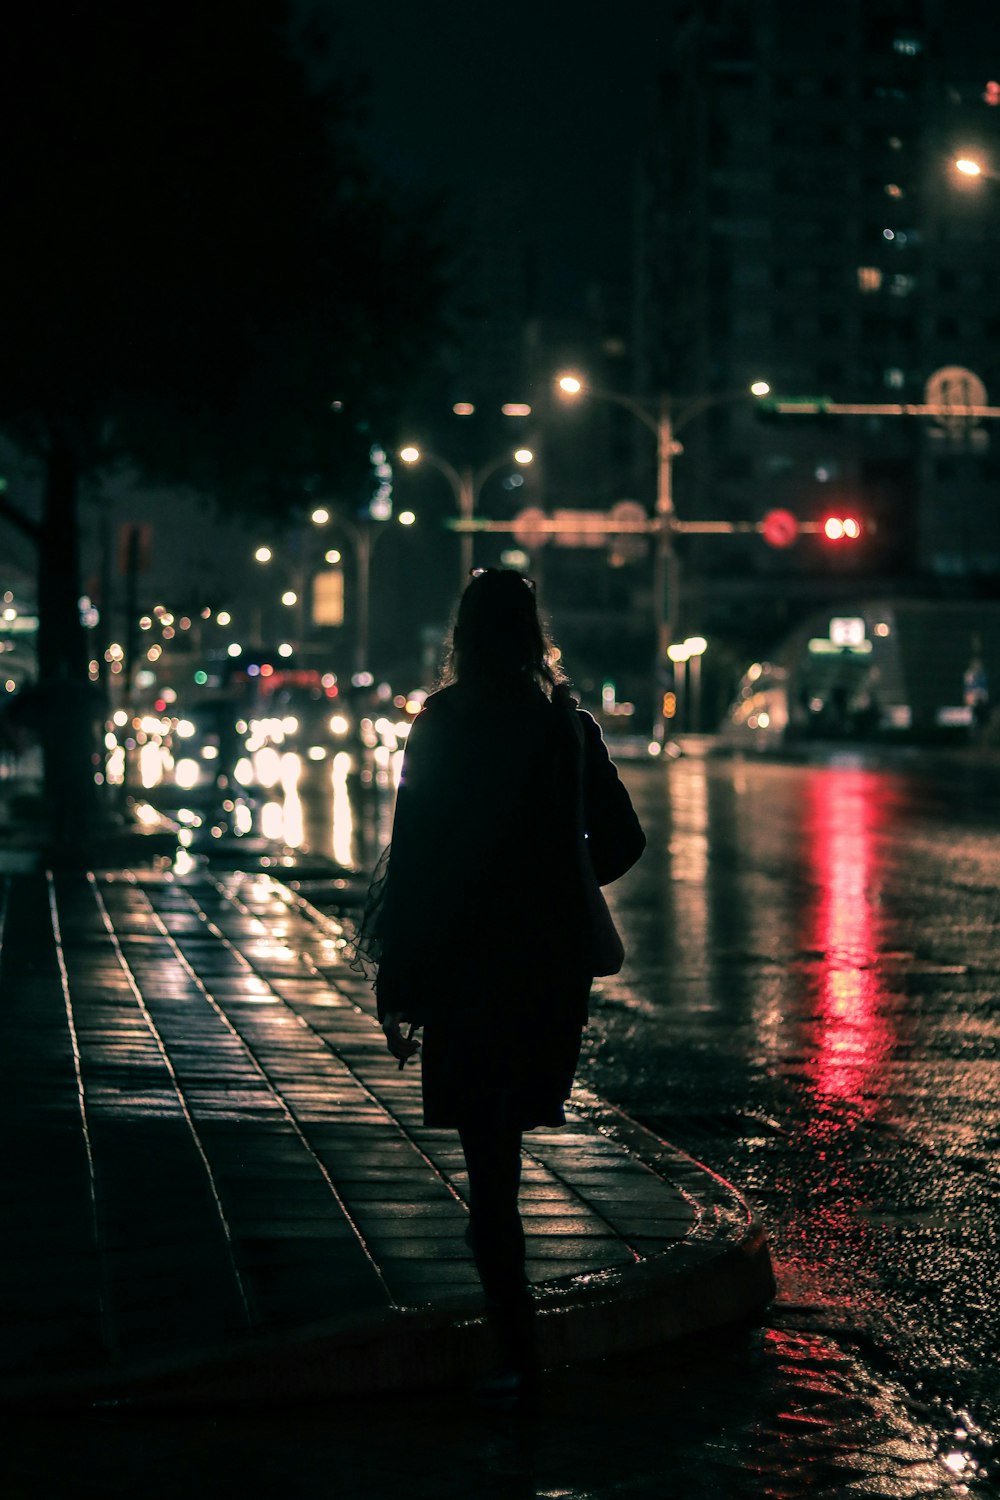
(653, 397, 679, 744)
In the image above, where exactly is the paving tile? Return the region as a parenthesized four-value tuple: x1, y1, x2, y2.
(0, 867, 755, 1403)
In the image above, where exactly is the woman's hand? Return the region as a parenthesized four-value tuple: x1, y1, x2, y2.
(382, 1011, 421, 1068)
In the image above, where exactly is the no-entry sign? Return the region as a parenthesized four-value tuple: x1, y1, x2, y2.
(760, 508, 800, 549)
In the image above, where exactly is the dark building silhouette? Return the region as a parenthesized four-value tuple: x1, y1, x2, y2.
(639, 0, 1000, 640)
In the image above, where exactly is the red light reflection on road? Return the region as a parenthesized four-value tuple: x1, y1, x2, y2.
(802, 769, 896, 1120)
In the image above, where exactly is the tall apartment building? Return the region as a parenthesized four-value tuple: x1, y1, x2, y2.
(639, 0, 1000, 640)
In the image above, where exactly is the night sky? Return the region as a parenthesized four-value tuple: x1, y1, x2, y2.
(327, 0, 672, 312)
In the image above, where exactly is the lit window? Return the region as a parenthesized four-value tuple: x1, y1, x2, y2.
(892, 38, 921, 56)
(857, 266, 883, 292)
(888, 273, 917, 297)
(885, 183, 904, 199)
(884, 368, 905, 389)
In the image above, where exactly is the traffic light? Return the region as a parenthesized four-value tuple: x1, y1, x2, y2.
(984, 79, 1000, 105)
(823, 515, 862, 541)
(662, 691, 677, 719)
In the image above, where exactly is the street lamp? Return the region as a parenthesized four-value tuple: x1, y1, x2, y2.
(952, 153, 1000, 184)
(399, 445, 533, 584)
(666, 635, 707, 732)
(254, 506, 409, 671)
(319, 508, 415, 676)
(555, 372, 768, 739)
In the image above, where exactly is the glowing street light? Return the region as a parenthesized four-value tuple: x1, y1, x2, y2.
(254, 546, 272, 563)
(398, 510, 416, 526)
(553, 370, 769, 740)
(952, 154, 1000, 185)
(311, 507, 330, 525)
(666, 636, 708, 730)
(398, 445, 535, 581)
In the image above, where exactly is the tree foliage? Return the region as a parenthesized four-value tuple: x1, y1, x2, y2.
(0, 1, 450, 838)
(0, 0, 449, 511)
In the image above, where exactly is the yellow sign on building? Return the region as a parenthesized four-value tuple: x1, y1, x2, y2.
(312, 570, 344, 627)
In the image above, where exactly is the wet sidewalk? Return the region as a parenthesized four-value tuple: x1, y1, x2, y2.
(0, 867, 774, 1407)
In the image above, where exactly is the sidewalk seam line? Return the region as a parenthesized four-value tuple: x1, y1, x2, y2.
(86, 872, 254, 1329)
(209, 872, 469, 1208)
(126, 872, 398, 1307)
(46, 872, 114, 1355)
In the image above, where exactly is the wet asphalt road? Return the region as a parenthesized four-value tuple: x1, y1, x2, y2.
(9, 749, 999, 1498)
(591, 750, 1000, 1485)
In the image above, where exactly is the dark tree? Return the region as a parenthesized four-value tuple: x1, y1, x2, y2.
(0, 1, 448, 839)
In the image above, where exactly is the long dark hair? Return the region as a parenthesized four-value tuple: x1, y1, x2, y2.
(440, 568, 566, 695)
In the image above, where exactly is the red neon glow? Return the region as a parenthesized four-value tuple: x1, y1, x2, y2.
(801, 770, 896, 1118)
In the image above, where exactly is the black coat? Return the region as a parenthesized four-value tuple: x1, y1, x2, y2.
(373, 678, 644, 1127)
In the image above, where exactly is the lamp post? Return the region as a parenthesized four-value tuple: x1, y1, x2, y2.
(253, 543, 306, 647)
(668, 636, 708, 732)
(398, 446, 533, 585)
(316, 509, 415, 677)
(255, 508, 415, 677)
(555, 374, 769, 740)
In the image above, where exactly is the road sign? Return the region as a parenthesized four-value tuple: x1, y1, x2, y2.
(511, 506, 549, 548)
(924, 366, 988, 439)
(609, 500, 648, 562)
(552, 509, 608, 547)
(763, 395, 832, 414)
(760, 508, 799, 549)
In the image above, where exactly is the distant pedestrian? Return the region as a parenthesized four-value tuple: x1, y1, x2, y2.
(964, 648, 990, 738)
(356, 568, 645, 1403)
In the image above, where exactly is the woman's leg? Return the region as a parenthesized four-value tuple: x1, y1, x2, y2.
(458, 1118, 537, 1385)
(458, 1118, 527, 1306)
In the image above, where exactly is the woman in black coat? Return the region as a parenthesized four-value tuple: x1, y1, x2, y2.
(364, 568, 644, 1394)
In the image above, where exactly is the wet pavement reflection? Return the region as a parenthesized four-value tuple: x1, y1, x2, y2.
(3, 1320, 990, 1498)
(52, 748, 999, 1497)
(585, 753, 1000, 1493)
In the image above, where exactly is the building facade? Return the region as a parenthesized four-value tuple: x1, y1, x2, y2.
(640, 0, 1000, 647)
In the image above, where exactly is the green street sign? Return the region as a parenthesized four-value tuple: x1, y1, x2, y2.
(767, 394, 833, 413)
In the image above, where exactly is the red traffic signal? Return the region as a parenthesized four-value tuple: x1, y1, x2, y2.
(823, 515, 862, 541)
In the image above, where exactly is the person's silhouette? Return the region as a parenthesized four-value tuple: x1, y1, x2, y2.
(362, 568, 645, 1399)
